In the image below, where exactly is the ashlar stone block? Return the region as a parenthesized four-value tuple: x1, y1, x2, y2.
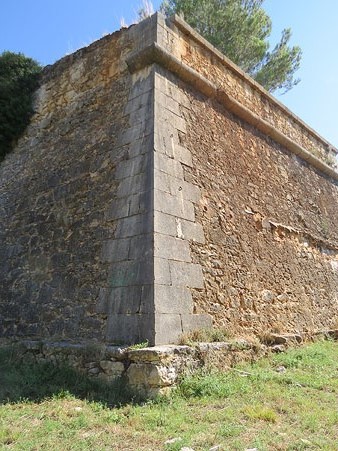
(119, 122, 153, 147)
(154, 170, 201, 202)
(154, 152, 184, 179)
(154, 72, 190, 108)
(177, 218, 205, 244)
(155, 91, 181, 116)
(115, 213, 152, 238)
(154, 233, 191, 262)
(115, 153, 150, 180)
(154, 190, 195, 221)
(169, 261, 204, 288)
(125, 90, 154, 113)
(109, 259, 153, 287)
(101, 238, 130, 263)
(116, 173, 148, 198)
(154, 211, 205, 243)
(106, 313, 155, 345)
(103, 18, 209, 346)
(154, 313, 184, 345)
(181, 314, 213, 333)
(154, 285, 193, 314)
(129, 233, 153, 261)
(154, 211, 177, 236)
(154, 257, 171, 285)
(173, 144, 193, 167)
(107, 285, 153, 314)
(158, 111, 187, 134)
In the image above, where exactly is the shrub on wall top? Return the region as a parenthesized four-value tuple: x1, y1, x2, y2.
(0, 51, 42, 161)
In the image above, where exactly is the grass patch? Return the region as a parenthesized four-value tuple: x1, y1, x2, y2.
(0, 340, 337, 450)
(244, 404, 278, 423)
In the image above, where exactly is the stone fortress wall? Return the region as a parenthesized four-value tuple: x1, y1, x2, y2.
(1, 14, 337, 347)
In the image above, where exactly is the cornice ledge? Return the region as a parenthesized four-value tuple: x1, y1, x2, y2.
(126, 40, 338, 182)
(171, 14, 337, 155)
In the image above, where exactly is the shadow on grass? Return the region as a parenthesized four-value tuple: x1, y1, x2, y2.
(0, 346, 145, 407)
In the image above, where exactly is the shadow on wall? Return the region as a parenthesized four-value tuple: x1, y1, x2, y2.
(0, 346, 143, 407)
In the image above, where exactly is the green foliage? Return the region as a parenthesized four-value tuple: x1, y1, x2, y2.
(160, 0, 302, 93)
(244, 404, 278, 422)
(128, 340, 149, 349)
(0, 51, 42, 161)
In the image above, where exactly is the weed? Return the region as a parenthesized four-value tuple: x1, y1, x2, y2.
(218, 424, 244, 438)
(178, 327, 230, 346)
(128, 340, 149, 350)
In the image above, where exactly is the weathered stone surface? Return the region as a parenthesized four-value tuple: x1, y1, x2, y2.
(154, 211, 205, 243)
(115, 154, 150, 181)
(105, 285, 153, 315)
(99, 360, 125, 377)
(154, 314, 184, 344)
(173, 144, 193, 167)
(114, 213, 152, 239)
(3, 333, 336, 398)
(155, 91, 181, 116)
(181, 313, 213, 333)
(0, 26, 136, 341)
(101, 238, 130, 263)
(109, 259, 153, 287)
(106, 313, 155, 344)
(154, 233, 191, 262)
(177, 218, 204, 243)
(116, 173, 148, 198)
(154, 170, 201, 203)
(153, 257, 172, 285)
(105, 345, 129, 360)
(268, 333, 303, 345)
(127, 344, 194, 363)
(182, 70, 338, 336)
(169, 261, 204, 288)
(168, 15, 335, 164)
(154, 152, 185, 180)
(127, 363, 177, 387)
(154, 285, 193, 314)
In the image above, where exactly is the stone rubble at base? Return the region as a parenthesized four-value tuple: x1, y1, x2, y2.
(8, 330, 336, 397)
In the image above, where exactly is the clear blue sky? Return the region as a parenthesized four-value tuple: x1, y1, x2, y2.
(1, 1, 337, 148)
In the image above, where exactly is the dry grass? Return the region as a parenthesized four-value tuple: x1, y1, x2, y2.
(178, 327, 231, 345)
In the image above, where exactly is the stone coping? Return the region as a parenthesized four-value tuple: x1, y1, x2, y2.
(172, 14, 337, 156)
(126, 40, 338, 182)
